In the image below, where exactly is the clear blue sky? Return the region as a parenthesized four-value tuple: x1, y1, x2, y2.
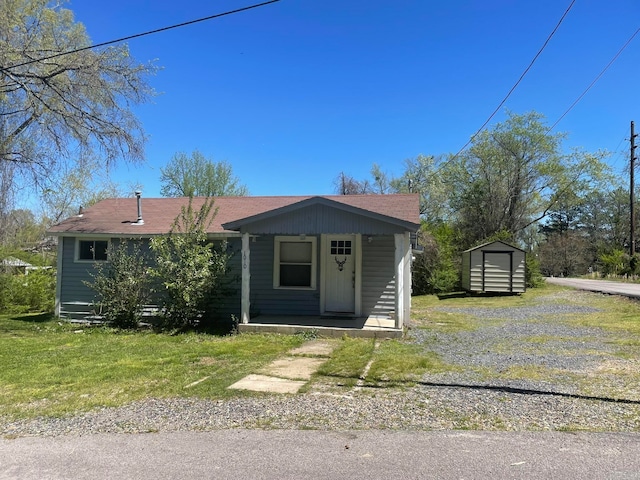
(70, 0, 639, 197)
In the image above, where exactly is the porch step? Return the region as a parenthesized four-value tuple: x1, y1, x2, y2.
(237, 322, 402, 338)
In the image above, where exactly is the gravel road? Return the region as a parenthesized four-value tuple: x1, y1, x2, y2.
(2, 291, 639, 437)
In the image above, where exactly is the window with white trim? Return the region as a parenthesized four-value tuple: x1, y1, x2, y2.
(273, 236, 316, 289)
(77, 239, 109, 261)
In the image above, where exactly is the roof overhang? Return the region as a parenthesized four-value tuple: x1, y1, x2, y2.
(222, 196, 421, 232)
(48, 231, 239, 239)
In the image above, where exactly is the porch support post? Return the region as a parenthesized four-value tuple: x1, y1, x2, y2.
(394, 232, 412, 330)
(403, 231, 412, 326)
(241, 232, 250, 324)
(55, 237, 63, 317)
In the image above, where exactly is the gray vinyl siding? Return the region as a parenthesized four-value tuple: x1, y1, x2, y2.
(248, 235, 320, 316)
(212, 237, 242, 319)
(240, 204, 409, 235)
(58, 236, 242, 321)
(59, 236, 106, 319)
(361, 235, 396, 317)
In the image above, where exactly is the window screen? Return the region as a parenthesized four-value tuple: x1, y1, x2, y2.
(78, 240, 108, 261)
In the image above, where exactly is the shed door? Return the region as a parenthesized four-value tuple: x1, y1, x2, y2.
(483, 252, 513, 292)
(324, 235, 356, 313)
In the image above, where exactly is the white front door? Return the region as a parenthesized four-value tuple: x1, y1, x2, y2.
(324, 235, 356, 313)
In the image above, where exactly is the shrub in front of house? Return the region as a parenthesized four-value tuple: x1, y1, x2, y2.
(149, 198, 230, 330)
(86, 240, 151, 329)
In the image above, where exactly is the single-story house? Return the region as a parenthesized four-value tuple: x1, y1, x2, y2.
(47, 194, 421, 336)
(461, 240, 526, 294)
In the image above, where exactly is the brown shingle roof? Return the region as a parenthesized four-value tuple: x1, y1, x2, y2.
(47, 194, 421, 236)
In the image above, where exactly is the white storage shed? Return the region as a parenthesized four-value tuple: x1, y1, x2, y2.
(461, 241, 526, 294)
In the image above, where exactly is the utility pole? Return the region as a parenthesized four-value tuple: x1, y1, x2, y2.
(631, 121, 638, 256)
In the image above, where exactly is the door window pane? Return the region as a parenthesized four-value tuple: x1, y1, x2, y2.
(330, 240, 351, 255)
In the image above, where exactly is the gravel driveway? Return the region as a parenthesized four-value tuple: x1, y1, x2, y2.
(2, 291, 639, 437)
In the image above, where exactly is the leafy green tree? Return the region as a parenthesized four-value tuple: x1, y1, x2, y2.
(391, 154, 453, 221)
(538, 183, 632, 277)
(598, 249, 628, 277)
(160, 151, 248, 197)
(370, 163, 393, 194)
(150, 198, 231, 329)
(0, 244, 55, 313)
(412, 223, 461, 294)
(538, 230, 590, 277)
(85, 240, 151, 329)
(41, 160, 122, 225)
(0, 0, 156, 189)
(578, 187, 630, 255)
(525, 254, 544, 288)
(334, 164, 395, 195)
(0, 161, 15, 241)
(0, 209, 46, 248)
(446, 111, 610, 248)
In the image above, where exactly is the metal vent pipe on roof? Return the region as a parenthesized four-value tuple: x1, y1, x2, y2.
(134, 190, 144, 225)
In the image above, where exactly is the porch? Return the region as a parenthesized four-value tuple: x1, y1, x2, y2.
(238, 314, 403, 338)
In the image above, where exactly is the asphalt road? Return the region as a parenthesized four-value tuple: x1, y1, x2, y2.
(2, 430, 640, 480)
(545, 277, 640, 299)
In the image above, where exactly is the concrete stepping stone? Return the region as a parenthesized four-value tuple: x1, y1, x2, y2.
(261, 356, 326, 380)
(228, 374, 306, 394)
(289, 340, 335, 357)
(227, 340, 337, 394)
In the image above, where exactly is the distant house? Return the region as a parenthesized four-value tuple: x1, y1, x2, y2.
(461, 241, 526, 294)
(1, 256, 33, 274)
(48, 194, 421, 336)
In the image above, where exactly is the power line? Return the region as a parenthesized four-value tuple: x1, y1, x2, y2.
(610, 132, 630, 173)
(429, 15, 637, 193)
(0, 0, 281, 72)
(549, 27, 640, 131)
(424, 0, 575, 183)
(449, 0, 576, 161)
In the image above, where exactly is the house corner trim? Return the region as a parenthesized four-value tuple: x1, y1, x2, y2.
(241, 233, 250, 324)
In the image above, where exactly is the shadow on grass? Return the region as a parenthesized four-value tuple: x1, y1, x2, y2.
(9, 312, 55, 323)
(147, 316, 238, 337)
(436, 292, 521, 301)
(322, 372, 640, 405)
(436, 292, 469, 300)
(415, 380, 640, 405)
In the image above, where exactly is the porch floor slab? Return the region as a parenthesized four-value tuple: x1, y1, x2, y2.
(238, 315, 402, 339)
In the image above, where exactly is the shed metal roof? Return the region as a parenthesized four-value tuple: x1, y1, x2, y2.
(463, 240, 525, 253)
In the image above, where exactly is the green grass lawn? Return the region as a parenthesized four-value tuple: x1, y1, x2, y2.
(0, 314, 303, 419)
(3, 282, 640, 420)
